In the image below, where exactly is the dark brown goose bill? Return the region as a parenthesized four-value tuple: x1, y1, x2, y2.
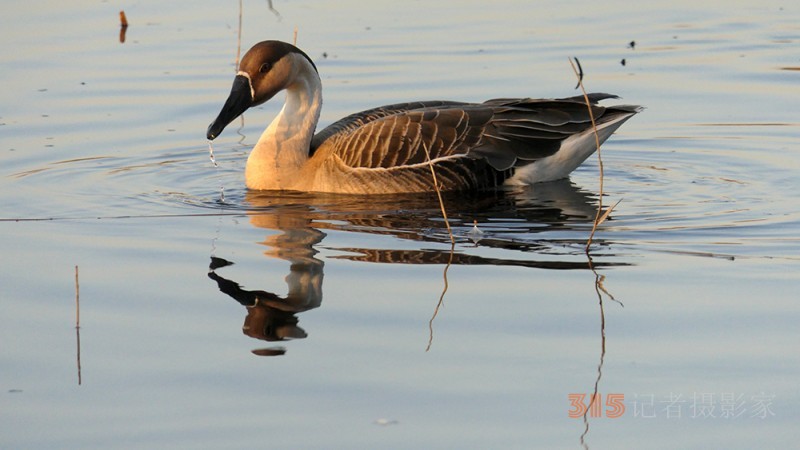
(206, 74, 253, 140)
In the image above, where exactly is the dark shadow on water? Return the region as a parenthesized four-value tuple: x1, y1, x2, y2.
(207, 181, 630, 356)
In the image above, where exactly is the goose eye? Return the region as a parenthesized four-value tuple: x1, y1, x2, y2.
(259, 63, 272, 73)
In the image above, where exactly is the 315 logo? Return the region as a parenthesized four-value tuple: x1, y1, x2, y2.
(568, 393, 626, 418)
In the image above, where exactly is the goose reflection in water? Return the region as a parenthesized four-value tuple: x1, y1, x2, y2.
(207, 180, 627, 356)
(208, 206, 325, 357)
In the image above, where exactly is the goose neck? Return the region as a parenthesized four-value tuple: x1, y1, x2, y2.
(246, 56, 322, 190)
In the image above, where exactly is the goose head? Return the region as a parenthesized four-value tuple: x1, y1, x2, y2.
(206, 40, 318, 140)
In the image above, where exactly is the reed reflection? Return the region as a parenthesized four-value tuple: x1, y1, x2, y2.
(208, 180, 626, 356)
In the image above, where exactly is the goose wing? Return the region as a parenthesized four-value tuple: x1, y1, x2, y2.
(315, 103, 493, 170)
(310, 100, 468, 154)
(314, 94, 623, 170)
(474, 93, 625, 169)
(309, 94, 630, 191)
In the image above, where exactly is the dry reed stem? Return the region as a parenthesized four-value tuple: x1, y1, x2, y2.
(421, 142, 455, 244)
(75, 265, 82, 385)
(420, 144, 455, 351)
(567, 58, 619, 252)
(235, 0, 245, 133)
(596, 198, 622, 228)
(235, 0, 243, 68)
(75, 265, 80, 327)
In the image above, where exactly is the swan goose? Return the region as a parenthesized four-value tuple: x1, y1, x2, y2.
(207, 40, 641, 194)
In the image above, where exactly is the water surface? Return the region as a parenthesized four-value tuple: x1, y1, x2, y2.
(1, 1, 798, 449)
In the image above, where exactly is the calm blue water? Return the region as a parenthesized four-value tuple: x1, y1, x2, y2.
(2, 1, 798, 449)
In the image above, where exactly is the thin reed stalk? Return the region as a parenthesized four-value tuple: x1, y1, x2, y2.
(567, 58, 620, 252)
(75, 265, 82, 386)
(236, 0, 243, 68)
(421, 142, 455, 244)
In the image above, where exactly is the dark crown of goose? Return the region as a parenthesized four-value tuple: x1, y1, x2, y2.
(207, 40, 318, 140)
(241, 40, 317, 80)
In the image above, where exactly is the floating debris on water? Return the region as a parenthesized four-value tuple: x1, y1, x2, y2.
(467, 219, 485, 243)
(119, 11, 128, 43)
(373, 418, 399, 426)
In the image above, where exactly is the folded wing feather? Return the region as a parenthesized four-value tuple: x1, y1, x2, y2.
(310, 94, 629, 181)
